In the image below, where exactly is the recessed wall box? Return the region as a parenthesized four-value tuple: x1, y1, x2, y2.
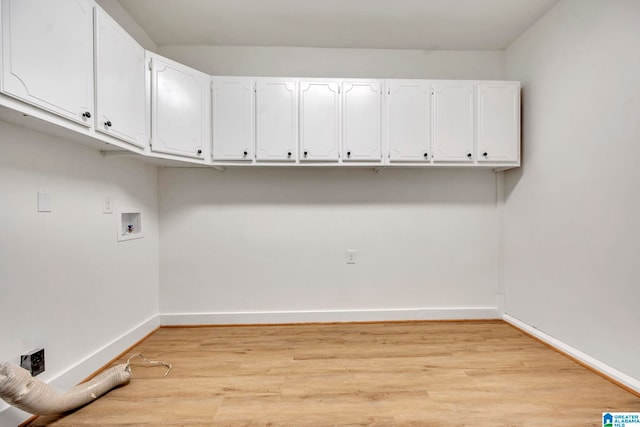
(117, 209, 143, 241)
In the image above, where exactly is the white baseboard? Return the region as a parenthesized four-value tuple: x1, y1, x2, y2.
(503, 314, 640, 394)
(160, 307, 500, 325)
(0, 314, 160, 426)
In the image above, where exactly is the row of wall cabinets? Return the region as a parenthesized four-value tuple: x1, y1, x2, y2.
(209, 76, 519, 165)
(0, 0, 520, 170)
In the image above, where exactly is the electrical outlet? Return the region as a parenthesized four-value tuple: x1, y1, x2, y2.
(21, 348, 45, 376)
(346, 249, 357, 264)
(37, 191, 52, 212)
(103, 196, 113, 214)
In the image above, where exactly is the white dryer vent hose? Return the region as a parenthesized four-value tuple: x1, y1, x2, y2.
(0, 354, 171, 415)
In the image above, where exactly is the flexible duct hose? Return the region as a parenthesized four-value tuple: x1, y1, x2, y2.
(0, 354, 171, 415)
(0, 362, 130, 415)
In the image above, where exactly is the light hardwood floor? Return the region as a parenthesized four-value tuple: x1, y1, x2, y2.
(28, 321, 640, 426)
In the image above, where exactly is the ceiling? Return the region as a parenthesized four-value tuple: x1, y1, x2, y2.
(116, 0, 560, 50)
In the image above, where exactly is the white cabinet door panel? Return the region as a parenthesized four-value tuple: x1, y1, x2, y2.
(1, 0, 94, 126)
(342, 80, 382, 162)
(95, 7, 146, 147)
(256, 79, 297, 161)
(477, 83, 520, 163)
(212, 77, 254, 161)
(387, 80, 431, 162)
(150, 54, 209, 159)
(432, 82, 475, 162)
(299, 80, 340, 161)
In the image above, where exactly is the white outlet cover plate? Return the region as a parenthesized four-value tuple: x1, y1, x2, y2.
(347, 249, 356, 264)
(103, 196, 113, 214)
(37, 191, 52, 212)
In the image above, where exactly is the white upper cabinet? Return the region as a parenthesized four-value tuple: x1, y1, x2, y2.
(1, 0, 94, 126)
(476, 82, 520, 163)
(255, 79, 297, 162)
(212, 77, 254, 161)
(94, 7, 146, 147)
(432, 82, 475, 162)
(342, 80, 382, 162)
(387, 80, 431, 162)
(149, 53, 210, 160)
(299, 80, 340, 162)
(0, 1, 521, 170)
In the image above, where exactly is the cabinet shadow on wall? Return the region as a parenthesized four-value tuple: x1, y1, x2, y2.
(159, 167, 498, 206)
(503, 87, 526, 201)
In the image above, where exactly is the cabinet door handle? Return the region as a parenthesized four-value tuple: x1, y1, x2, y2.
(346, 151, 351, 158)
(423, 152, 428, 158)
(483, 152, 488, 157)
(467, 153, 472, 158)
(104, 121, 112, 127)
(82, 112, 91, 118)
(243, 151, 248, 157)
(197, 149, 202, 155)
(287, 151, 292, 158)
(303, 151, 308, 157)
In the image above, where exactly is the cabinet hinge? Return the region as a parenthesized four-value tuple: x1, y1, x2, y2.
(148, 59, 152, 70)
(388, 89, 391, 95)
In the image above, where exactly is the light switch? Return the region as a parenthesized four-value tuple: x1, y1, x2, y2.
(37, 191, 51, 212)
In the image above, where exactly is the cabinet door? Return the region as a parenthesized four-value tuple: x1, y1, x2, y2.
(95, 8, 146, 147)
(1, 0, 94, 126)
(476, 83, 520, 163)
(255, 79, 297, 161)
(432, 82, 475, 162)
(212, 77, 254, 161)
(342, 80, 382, 162)
(299, 80, 340, 161)
(387, 80, 431, 162)
(149, 54, 209, 159)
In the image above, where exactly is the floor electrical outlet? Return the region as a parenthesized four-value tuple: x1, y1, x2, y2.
(21, 348, 45, 376)
(346, 250, 357, 264)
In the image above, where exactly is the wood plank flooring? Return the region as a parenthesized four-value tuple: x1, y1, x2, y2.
(28, 321, 640, 426)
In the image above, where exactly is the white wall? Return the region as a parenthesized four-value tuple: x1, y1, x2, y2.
(0, 120, 159, 423)
(158, 45, 505, 79)
(159, 167, 500, 322)
(504, 0, 640, 381)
